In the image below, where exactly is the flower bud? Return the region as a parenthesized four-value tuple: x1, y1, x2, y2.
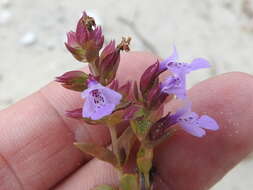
(65, 11, 104, 63)
(56, 71, 88, 91)
(99, 38, 131, 85)
(140, 60, 168, 96)
(99, 41, 120, 84)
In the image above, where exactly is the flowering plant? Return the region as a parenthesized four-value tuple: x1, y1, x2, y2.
(56, 11, 219, 190)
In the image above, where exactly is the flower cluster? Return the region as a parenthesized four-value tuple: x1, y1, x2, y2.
(56, 11, 220, 190)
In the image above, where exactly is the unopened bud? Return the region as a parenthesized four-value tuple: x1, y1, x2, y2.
(56, 71, 88, 91)
(65, 11, 104, 63)
(140, 60, 167, 96)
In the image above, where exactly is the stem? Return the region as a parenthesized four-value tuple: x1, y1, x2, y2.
(137, 145, 154, 190)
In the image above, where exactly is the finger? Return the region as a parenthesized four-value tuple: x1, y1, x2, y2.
(54, 72, 253, 190)
(154, 72, 253, 190)
(0, 52, 158, 190)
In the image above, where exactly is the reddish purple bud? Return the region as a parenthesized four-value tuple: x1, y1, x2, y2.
(99, 42, 120, 84)
(148, 113, 175, 141)
(146, 84, 169, 110)
(65, 11, 104, 63)
(56, 71, 88, 91)
(140, 60, 167, 95)
(118, 81, 131, 98)
(66, 108, 83, 119)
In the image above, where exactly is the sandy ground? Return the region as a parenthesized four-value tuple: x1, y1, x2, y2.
(0, 0, 253, 189)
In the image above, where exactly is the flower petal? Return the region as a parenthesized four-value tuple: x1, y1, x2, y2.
(82, 99, 94, 118)
(90, 103, 115, 120)
(164, 88, 186, 99)
(169, 45, 179, 63)
(160, 45, 179, 70)
(188, 58, 210, 72)
(180, 123, 206, 137)
(172, 102, 192, 119)
(102, 88, 122, 105)
(198, 115, 219, 131)
(81, 88, 91, 99)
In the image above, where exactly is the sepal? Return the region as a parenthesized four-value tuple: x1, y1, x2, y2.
(130, 117, 152, 141)
(74, 142, 118, 167)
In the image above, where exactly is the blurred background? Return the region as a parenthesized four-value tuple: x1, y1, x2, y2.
(0, 0, 253, 189)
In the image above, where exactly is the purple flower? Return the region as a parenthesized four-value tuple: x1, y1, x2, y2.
(81, 79, 122, 120)
(161, 73, 186, 99)
(171, 103, 219, 137)
(160, 46, 210, 73)
(160, 46, 210, 99)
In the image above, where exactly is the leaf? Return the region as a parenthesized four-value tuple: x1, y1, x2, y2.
(74, 143, 118, 166)
(92, 184, 117, 190)
(119, 174, 139, 190)
(117, 127, 137, 165)
(130, 117, 152, 141)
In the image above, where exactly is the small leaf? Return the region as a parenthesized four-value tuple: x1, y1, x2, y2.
(74, 143, 118, 166)
(130, 117, 152, 141)
(119, 174, 139, 190)
(117, 127, 137, 165)
(92, 184, 117, 190)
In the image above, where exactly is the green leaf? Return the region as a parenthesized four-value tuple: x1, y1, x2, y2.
(119, 174, 139, 190)
(74, 143, 118, 166)
(117, 127, 136, 165)
(130, 117, 152, 141)
(92, 184, 117, 190)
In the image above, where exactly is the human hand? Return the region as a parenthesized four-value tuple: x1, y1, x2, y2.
(0, 52, 253, 190)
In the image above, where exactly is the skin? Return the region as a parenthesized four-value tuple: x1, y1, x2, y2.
(0, 52, 253, 190)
